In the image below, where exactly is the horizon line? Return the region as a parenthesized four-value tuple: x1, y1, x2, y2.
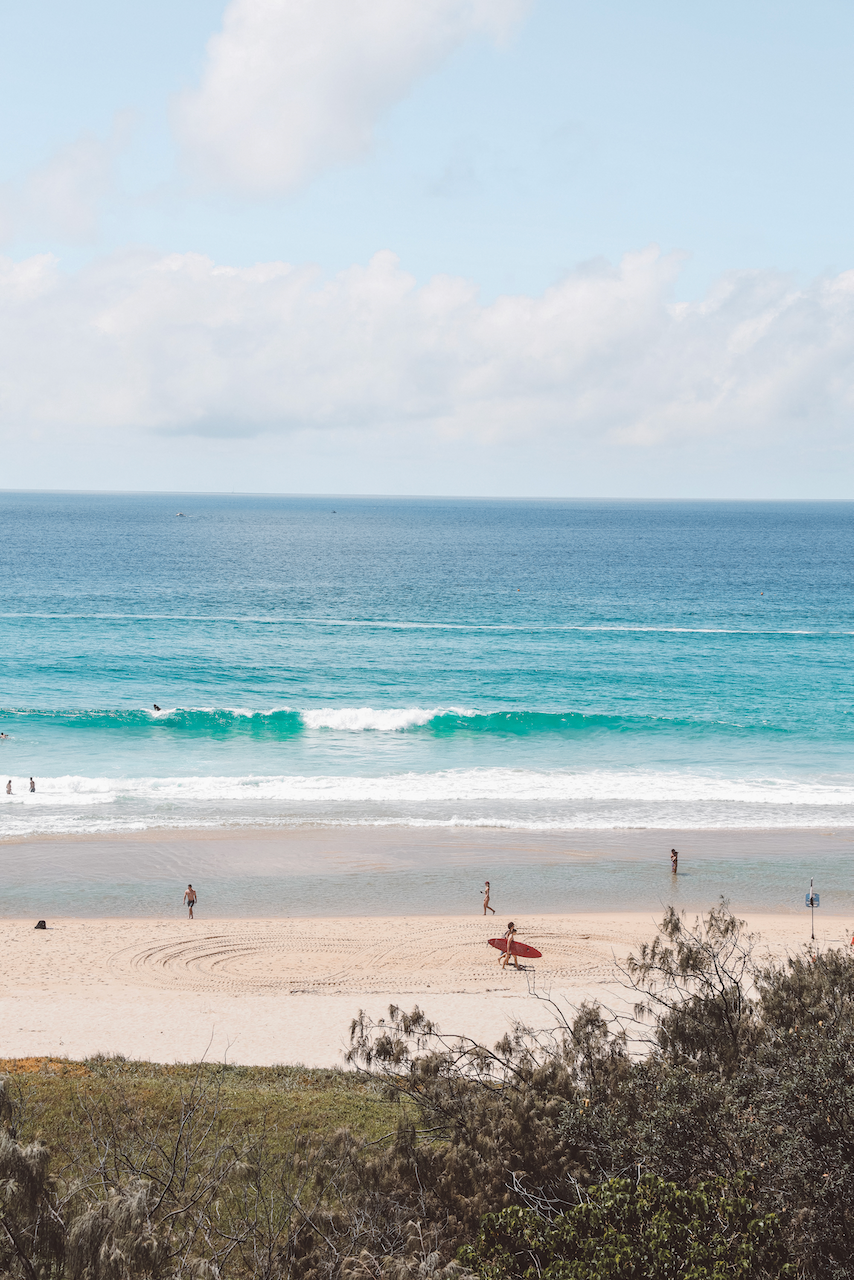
(0, 489, 852, 503)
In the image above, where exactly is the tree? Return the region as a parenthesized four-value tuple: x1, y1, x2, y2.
(624, 900, 760, 1078)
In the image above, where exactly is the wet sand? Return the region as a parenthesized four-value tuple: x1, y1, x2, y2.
(1, 825, 854, 918)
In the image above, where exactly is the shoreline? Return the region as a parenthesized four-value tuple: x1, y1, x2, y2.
(1, 825, 853, 919)
(5, 823, 854, 845)
(1, 911, 849, 1067)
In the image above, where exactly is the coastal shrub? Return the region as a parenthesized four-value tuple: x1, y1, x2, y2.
(66, 1182, 169, 1280)
(342, 998, 630, 1245)
(625, 901, 761, 1077)
(458, 1174, 793, 1280)
(0, 1124, 65, 1278)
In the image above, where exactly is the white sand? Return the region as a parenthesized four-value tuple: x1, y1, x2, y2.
(2, 912, 850, 1067)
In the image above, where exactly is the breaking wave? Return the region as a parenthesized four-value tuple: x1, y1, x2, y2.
(0, 705, 783, 738)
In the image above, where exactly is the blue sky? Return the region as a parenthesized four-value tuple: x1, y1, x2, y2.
(1, 0, 853, 495)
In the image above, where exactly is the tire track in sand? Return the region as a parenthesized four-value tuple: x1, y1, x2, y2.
(106, 919, 635, 996)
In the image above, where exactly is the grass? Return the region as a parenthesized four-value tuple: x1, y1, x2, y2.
(2, 1055, 404, 1177)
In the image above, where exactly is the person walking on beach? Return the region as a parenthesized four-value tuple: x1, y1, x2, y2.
(482, 880, 495, 914)
(670, 848, 678, 874)
(183, 884, 197, 919)
(29, 777, 35, 793)
(500, 921, 519, 969)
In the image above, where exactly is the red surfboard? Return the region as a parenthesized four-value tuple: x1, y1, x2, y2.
(488, 937, 542, 959)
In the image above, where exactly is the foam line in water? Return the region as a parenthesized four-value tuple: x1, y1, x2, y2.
(3, 767, 854, 807)
(0, 613, 846, 635)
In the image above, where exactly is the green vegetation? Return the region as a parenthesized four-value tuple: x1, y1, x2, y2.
(0, 1060, 403, 1279)
(459, 1176, 793, 1280)
(0, 1059, 395, 1156)
(3, 902, 854, 1277)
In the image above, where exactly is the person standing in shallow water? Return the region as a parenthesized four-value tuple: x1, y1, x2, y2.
(29, 777, 35, 793)
(5, 780, 10, 794)
(482, 880, 495, 914)
(183, 884, 197, 919)
(671, 848, 678, 874)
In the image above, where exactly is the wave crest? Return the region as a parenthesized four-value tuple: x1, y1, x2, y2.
(0, 704, 762, 737)
(300, 706, 474, 732)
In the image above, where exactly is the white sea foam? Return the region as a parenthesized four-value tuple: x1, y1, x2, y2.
(138, 705, 467, 729)
(3, 766, 854, 839)
(299, 706, 474, 732)
(3, 767, 854, 805)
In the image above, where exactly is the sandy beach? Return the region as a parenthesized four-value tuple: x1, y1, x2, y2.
(4, 825, 852, 1066)
(2, 909, 850, 1067)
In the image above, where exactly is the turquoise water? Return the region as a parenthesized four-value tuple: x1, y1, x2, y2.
(1, 493, 853, 836)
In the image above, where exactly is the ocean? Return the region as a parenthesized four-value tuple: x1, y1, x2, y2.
(1, 492, 853, 840)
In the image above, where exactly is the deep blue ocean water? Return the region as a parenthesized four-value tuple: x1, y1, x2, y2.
(1, 493, 853, 837)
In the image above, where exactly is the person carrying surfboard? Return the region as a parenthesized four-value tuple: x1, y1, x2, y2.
(500, 922, 519, 969)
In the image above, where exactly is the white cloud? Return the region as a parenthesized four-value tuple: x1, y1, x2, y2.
(0, 245, 853, 493)
(176, 0, 529, 194)
(0, 119, 130, 246)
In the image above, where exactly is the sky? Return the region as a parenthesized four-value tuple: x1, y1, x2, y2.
(1, 0, 853, 496)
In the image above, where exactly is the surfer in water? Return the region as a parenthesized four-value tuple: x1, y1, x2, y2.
(183, 884, 197, 919)
(482, 880, 495, 915)
(500, 921, 519, 969)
